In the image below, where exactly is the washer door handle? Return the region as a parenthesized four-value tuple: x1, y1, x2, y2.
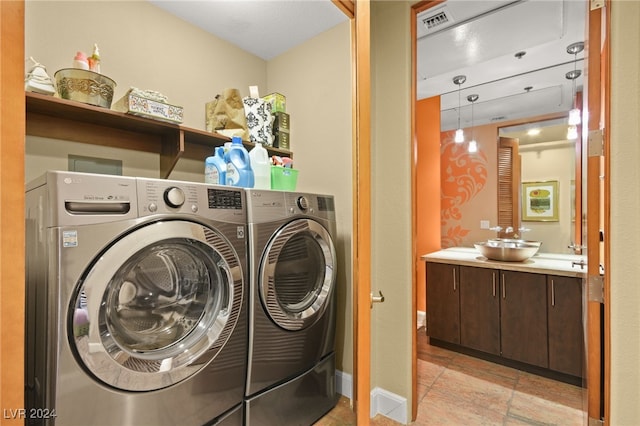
(370, 290, 385, 308)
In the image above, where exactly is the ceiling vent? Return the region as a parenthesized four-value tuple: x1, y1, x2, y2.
(422, 7, 455, 33)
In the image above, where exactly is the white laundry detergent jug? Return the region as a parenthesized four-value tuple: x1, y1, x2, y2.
(249, 143, 271, 189)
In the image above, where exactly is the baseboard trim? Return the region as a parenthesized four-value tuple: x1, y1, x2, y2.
(336, 371, 408, 424)
(335, 370, 353, 399)
(370, 387, 408, 424)
(417, 310, 426, 329)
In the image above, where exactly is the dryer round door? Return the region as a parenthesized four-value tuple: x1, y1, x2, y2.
(259, 218, 337, 331)
(69, 220, 244, 391)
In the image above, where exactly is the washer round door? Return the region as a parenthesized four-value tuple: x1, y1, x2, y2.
(259, 218, 337, 331)
(69, 220, 244, 391)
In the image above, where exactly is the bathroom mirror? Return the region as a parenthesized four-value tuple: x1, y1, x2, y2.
(417, 0, 586, 253)
(499, 117, 578, 253)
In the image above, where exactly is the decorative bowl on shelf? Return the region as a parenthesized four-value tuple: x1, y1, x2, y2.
(474, 240, 541, 262)
(54, 68, 116, 108)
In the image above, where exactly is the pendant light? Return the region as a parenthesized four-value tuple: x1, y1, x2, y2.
(566, 42, 584, 139)
(453, 75, 466, 143)
(467, 94, 479, 153)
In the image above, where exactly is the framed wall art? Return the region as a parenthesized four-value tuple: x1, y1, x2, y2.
(522, 180, 559, 221)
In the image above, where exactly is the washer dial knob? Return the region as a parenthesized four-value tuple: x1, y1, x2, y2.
(297, 196, 309, 211)
(164, 187, 185, 208)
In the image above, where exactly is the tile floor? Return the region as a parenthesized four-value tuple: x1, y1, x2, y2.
(316, 327, 585, 425)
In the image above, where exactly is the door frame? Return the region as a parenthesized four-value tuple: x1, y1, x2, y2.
(331, 1, 370, 424)
(0, 0, 26, 416)
(409, 0, 610, 423)
(352, 2, 372, 424)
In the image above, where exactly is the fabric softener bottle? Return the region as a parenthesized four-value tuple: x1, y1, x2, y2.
(225, 136, 254, 188)
(205, 146, 227, 185)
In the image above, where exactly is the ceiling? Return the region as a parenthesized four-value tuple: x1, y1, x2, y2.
(147, 0, 348, 61)
(417, 0, 586, 132)
(149, 0, 585, 140)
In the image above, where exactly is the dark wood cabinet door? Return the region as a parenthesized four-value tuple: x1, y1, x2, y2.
(426, 262, 460, 344)
(548, 275, 584, 377)
(459, 266, 500, 355)
(500, 270, 548, 368)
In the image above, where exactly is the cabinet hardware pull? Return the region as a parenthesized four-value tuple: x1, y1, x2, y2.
(452, 268, 456, 291)
(502, 273, 506, 299)
(492, 272, 496, 297)
(551, 279, 555, 306)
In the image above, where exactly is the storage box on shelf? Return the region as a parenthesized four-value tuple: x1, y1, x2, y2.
(25, 92, 292, 179)
(112, 89, 184, 124)
(272, 111, 290, 149)
(262, 92, 286, 113)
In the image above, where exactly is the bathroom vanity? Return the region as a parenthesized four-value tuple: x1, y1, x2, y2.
(421, 247, 587, 385)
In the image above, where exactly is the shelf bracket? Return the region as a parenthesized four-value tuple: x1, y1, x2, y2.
(160, 129, 185, 179)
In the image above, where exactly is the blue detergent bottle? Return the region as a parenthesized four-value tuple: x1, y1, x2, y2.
(205, 146, 227, 185)
(225, 136, 254, 188)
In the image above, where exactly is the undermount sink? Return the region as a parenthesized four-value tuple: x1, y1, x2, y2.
(474, 240, 541, 262)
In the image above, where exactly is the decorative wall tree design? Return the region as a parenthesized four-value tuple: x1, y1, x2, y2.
(441, 133, 488, 247)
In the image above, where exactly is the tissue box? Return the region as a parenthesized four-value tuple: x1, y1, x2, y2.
(113, 89, 183, 124)
(263, 92, 286, 113)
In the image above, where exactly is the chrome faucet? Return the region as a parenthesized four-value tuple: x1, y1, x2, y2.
(505, 226, 514, 234)
(514, 226, 530, 239)
(488, 226, 502, 238)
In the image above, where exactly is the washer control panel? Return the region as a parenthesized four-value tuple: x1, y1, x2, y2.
(139, 179, 199, 215)
(137, 178, 245, 222)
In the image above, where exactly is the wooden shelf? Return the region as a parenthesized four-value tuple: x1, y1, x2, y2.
(25, 92, 292, 178)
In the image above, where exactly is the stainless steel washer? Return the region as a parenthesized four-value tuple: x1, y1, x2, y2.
(244, 189, 338, 426)
(25, 171, 248, 425)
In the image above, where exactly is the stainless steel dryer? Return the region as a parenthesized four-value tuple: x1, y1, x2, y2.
(25, 171, 248, 426)
(244, 189, 338, 426)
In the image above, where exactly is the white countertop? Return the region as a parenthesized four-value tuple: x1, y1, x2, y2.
(421, 247, 588, 278)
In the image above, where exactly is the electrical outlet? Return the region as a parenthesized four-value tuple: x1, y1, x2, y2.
(480, 220, 490, 229)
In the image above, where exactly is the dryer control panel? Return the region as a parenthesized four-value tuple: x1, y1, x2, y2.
(246, 189, 336, 223)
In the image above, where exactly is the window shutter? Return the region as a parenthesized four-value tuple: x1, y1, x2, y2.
(498, 137, 521, 233)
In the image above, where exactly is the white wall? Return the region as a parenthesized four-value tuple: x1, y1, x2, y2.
(610, 1, 640, 423)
